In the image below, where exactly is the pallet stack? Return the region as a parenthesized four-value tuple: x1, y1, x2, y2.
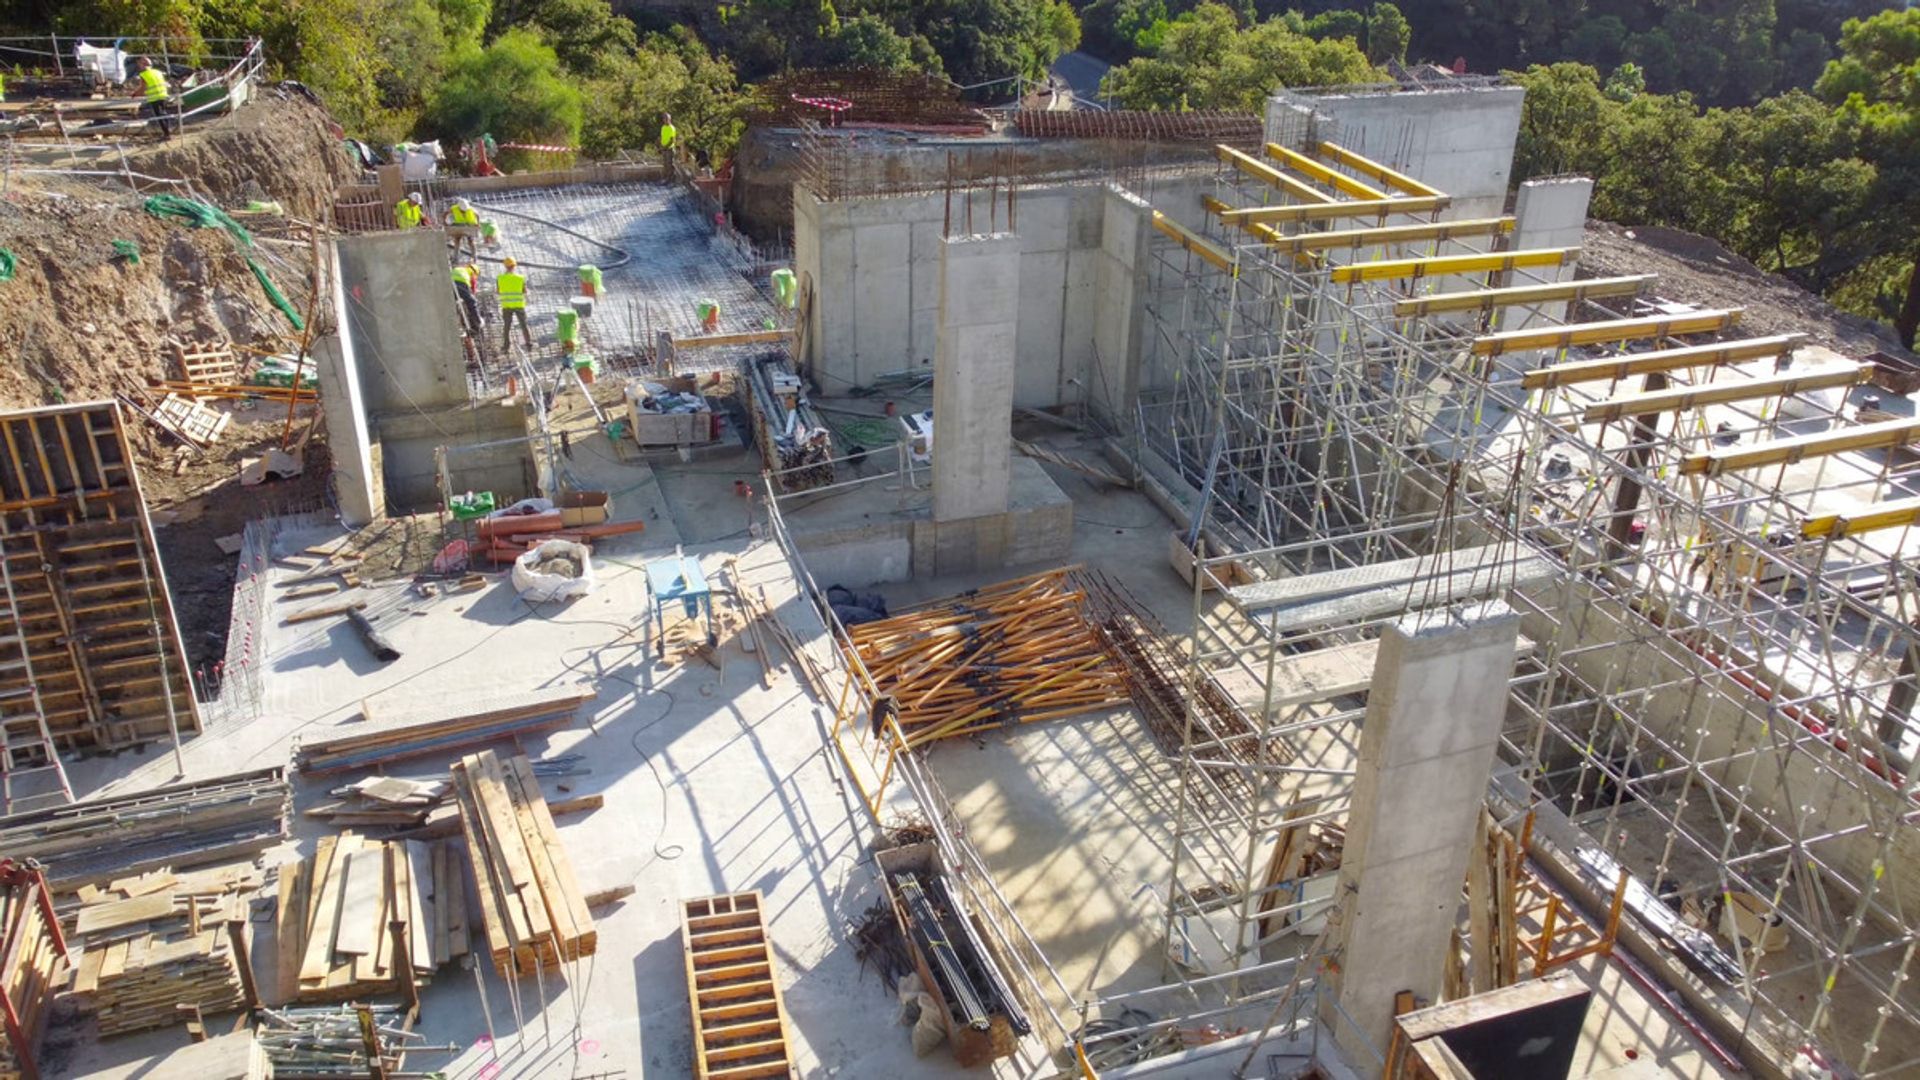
(680, 890, 795, 1080)
(450, 750, 595, 978)
(841, 567, 1132, 748)
(64, 862, 263, 1036)
(0, 862, 66, 1079)
(275, 833, 465, 1004)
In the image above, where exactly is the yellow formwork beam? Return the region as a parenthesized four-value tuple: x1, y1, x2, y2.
(1801, 495, 1920, 539)
(1580, 365, 1866, 424)
(1151, 210, 1236, 275)
(1520, 334, 1805, 390)
(1328, 248, 1579, 285)
(1216, 144, 1336, 204)
(1394, 275, 1654, 317)
(1263, 142, 1389, 200)
(1681, 416, 1920, 476)
(1472, 309, 1741, 357)
(1264, 217, 1514, 256)
(1318, 141, 1445, 198)
(1212, 195, 1449, 227)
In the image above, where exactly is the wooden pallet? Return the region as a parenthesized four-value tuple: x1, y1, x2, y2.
(680, 891, 795, 1080)
(167, 339, 240, 395)
(151, 394, 230, 449)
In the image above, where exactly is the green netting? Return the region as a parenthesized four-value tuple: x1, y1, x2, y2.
(143, 195, 304, 332)
(0, 248, 14, 282)
(112, 240, 140, 264)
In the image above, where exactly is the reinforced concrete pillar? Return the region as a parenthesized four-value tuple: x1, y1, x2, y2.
(932, 233, 1020, 523)
(1320, 601, 1521, 1062)
(1509, 178, 1595, 334)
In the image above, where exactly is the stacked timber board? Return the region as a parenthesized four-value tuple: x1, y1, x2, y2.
(63, 863, 262, 1036)
(295, 687, 596, 775)
(0, 768, 288, 889)
(0, 401, 200, 753)
(451, 750, 594, 977)
(680, 890, 795, 1080)
(0, 866, 66, 1079)
(841, 567, 1132, 748)
(275, 833, 465, 1003)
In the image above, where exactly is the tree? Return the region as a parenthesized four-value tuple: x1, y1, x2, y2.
(1564, 16, 1627, 72)
(1100, 2, 1375, 110)
(1603, 62, 1644, 102)
(1366, 2, 1410, 66)
(519, 0, 638, 76)
(825, 14, 919, 71)
(1506, 62, 1613, 180)
(423, 28, 582, 160)
(1815, 8, 1920, 345)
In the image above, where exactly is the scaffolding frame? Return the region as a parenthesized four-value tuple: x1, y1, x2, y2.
(1131, 130, 1920, 1077)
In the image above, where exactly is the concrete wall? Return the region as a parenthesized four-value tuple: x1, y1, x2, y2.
(794, 184, 1103, 410)
(1090, 187, 1155, 429)
(334, 231, 468, 414)
(315, 244, 384, 527)
(1268, 86, 1525, 220)
(933, 233, 1020, 522)
(377, 405, 532, 511)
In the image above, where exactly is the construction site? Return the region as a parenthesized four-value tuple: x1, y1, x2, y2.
(0, 34, 1916, 1080)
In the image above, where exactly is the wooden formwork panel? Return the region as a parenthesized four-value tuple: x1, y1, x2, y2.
(0, 402, 199, 754)
(681, 891, 795, 1080)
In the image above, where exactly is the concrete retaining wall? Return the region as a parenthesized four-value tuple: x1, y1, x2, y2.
(333, 231, 467, 413)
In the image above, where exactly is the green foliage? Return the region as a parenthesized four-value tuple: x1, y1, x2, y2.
(1602, 62, 1644, 102)
(422, 28, 581, 159)
(825, 14, 919, 71)
(518, 0, 638, 75)
(1366, 3, 1410, 66)
(1100, 2, 1376, 110)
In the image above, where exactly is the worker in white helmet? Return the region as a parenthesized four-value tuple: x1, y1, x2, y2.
(444, 196, 481, 258)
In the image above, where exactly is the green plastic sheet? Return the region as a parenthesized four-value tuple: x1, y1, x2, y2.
(142, 195, 305, 331)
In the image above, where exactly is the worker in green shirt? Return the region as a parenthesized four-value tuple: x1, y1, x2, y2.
(659, 113, 677, 167)
(130, 57, 174, 139)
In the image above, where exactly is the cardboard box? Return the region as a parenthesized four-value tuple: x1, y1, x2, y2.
(556, 491, 609, 527)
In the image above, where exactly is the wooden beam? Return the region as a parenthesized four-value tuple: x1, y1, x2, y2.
(1215, 144, 1335, 204)
(671, 328, 792, 349)
(1521, 334, 1805, 390)
(1680, 416, 1920, 476)
(1580, 365, 1866, 423)
(1802, 495, 1920, 539)
(1212, 195, 1449, 227)
(1263, 142, 1389, 200)
(1472, 309, 1741, 357)
(1151, 210, 1236, 275)
(1394, 275, 1655, 317)
(1262, 217, 1514, 256)
(1318, 140, 1445, 197)
(1327, 248, 1579, 285)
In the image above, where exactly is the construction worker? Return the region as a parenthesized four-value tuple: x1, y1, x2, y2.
(479, 218, 502, 248)
(659, 112, 677, 166)
(444, 197, 480, 259)
(497, 257, 532, 351)
(130, 57, 173, 140)
(451, 263, 482, 334)
(394, 191, 424, 229)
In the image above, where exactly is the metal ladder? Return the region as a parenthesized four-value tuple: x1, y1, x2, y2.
(0, 543, 72, 814)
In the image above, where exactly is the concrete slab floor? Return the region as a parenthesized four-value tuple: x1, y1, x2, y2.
(49, 538, 1029, 1079)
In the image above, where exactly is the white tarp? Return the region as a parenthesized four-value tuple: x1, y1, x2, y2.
(511, 539, 594, 603)
(74, 42, 129, 84)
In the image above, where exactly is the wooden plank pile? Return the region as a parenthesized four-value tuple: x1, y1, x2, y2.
(63, 862, 263, 1036)
(294, 687, 596, 775)
(451, 750, 595, 977)
(841, 567, 1132, 748)
(303, 776, 450, 830)
(680, 890, 795, 1080)
(0, 862, 66, 1079)
(274, 832, 466, 1004)
(0, 768, 289, 889)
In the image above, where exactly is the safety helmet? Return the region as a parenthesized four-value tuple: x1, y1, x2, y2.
(502, 257, 517, 268)
(408, 192, 423, 204)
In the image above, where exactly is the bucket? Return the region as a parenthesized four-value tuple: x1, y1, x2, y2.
(555, 309, 580, 345)
(771, 268, 797, 309)
(696, 298, 720, 330)
(578, 264, 603, 297)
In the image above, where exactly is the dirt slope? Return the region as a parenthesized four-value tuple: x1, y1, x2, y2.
(1581, 222, 1910, 360)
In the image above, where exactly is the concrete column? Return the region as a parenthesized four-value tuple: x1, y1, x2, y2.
(314, 331, 381, 526)
(1320, 601, 1522, 1061)
(1090, 188, 1153, 429)
(932, 233, 1020, 523)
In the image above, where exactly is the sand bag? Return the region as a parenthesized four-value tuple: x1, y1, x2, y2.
(511, 539, 595, 602)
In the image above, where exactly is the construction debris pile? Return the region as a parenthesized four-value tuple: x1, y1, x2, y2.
(745, 352, 836, 492)
(294, 687, 596, 775)
(451, 749, 596, 977)
(843, 567, 1132, 748)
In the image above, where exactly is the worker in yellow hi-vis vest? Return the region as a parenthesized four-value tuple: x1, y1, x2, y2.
(394, 192, 424, 229)
(129, 57, 174, 139)
(497, 257, 532, 351)
(444, 197, 480, 259)
(658, 112, 677, 167)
